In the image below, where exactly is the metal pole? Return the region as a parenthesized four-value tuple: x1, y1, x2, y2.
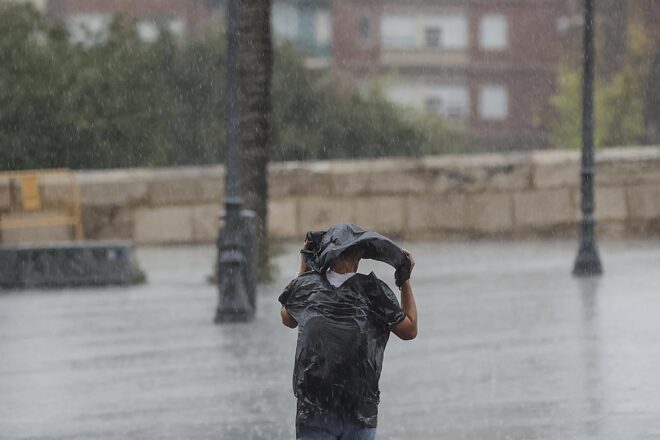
(215, 0, 255, 322)
(573, 0, 603, 276)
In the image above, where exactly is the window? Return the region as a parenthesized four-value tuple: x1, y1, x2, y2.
(167, 18, 186, 38)
(135, 17, 185, 42)
(479, 85, 508, 120)
(359, 13, 371, 45)
(136, 21, 159, 42)
(272, 3, 299, 41)
(315, 10, 332, 46)
(425, 27, 441, 48)
(381, 15, 415, 48)
(480, 15, 508, 50)
(423, 15, 467, 49)
(447, 105, 465, 120)
(67, 14, 111, 45)
(382, 14, 467, 49)
(387, 84, 469, 120)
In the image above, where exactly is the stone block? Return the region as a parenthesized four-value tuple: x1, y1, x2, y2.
(592, 187, 627, 222)
(329, 171, 372, 196)
(78, 170, 149, 207)
(483, 160, 533, 192)
(198, 176, 224, 203)
(40, 174, 76, 209)
(425, 153, 531, 194)
(268, 199, 298, 238)
(0, 178, 10, 210)
(514, 189, 576, 227)
(134, 206, 194, 245)
(596, 221, 628, 239)
(82, 207, 134, 240)
(532, 150, 580, 189)
(297, 197, 354, 234)
(407, 194, 469, 233)
(326, 158, 431, 197)
(466, 193, 514, 233)
(269, 162, 334, 198)
(1, 226, 72, 245)
(627, 184, 660, 221)
(192, 204, 221, 243)
(597, 147, 660, 186)
(352, 196, 406, 234)
(365, 168, 431, 196)
(326, 159, 388, 196)
(147, 169, 203, 206)
(0, 210, 72, 245)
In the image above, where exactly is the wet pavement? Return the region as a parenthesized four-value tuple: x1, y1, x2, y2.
(2, 239, 660, 440)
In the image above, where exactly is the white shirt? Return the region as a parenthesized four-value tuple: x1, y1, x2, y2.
(325, 270, 356, 287)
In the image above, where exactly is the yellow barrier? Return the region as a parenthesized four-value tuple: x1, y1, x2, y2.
(0, 169, 84, 241)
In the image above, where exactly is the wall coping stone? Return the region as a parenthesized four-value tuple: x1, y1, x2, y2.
(17, 146, 660, 243)
(63, 146, 660, 180)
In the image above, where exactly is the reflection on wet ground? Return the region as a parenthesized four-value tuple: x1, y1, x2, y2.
(1, 240, 660, 439)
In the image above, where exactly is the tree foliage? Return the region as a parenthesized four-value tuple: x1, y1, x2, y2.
(552, 16, 655, 148)
(0, 4, 464, 171)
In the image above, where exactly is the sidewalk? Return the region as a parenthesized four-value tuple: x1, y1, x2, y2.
(1, 239, 660, 439)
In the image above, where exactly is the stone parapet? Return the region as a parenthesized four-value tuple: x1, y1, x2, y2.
(0, 177, 10, 211)
(13, 146, 660, 245)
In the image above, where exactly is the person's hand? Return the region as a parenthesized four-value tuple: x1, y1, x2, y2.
(402, 249, 415, 274)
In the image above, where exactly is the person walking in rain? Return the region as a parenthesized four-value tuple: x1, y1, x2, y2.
(279, 223, 418, 440)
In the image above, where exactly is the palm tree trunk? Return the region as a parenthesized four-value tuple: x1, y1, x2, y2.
(239, 0, 273, 279)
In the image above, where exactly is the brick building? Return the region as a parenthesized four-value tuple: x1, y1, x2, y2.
(47, 0, 208, 43)
(0, 0, 48, 11)
(330, 0, 567, 149)
(43, 0, 569, 149)
(271, 0, 332, 68)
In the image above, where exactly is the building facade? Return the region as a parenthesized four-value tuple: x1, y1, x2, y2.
(272, 0, 332, 67)
(331, 0, 567, 149)
(0, 0, 48, 11)
(42, 0, 568, 149)
(0, 0, 48, 10)
(47, 0, 207, 43)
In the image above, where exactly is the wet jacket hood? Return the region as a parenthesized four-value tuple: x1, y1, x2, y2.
(301, 223, 411, 287)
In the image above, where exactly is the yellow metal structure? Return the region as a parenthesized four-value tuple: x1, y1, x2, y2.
(21, 174, 42, 211)
(0, 169, 84, 241)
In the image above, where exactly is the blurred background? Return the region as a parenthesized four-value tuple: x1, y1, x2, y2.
(1, 1, 660, 439)
(0, 0, 659, 171)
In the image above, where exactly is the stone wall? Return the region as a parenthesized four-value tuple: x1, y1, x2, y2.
(2, 147, 660, 245)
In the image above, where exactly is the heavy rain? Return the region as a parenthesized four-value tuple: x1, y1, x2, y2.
(1, 0, 659, 439)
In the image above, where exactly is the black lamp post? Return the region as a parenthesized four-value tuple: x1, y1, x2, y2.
(215, 0, 256, 323)
(573, 0, 603, 276)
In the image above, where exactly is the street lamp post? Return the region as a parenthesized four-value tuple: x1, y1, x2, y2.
(573, 0, 603, 276)
(215, 0, 256, 323)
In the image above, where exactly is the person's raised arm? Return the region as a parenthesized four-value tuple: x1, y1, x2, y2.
(392, 250, 417, 340)
(280, 306, 298, 328)
(280, 238, 309, 329)
(299, 238, 310, 274)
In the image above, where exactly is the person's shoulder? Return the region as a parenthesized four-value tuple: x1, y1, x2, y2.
(353, 272, 393, 293)
(363, 271, 389, 286)
(291, 270, 323, 288)
(298, 270, 322, 280)
(280, 271, 323, 304)
(348, 271, 379, 281)
(349, 271, 376, 285)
